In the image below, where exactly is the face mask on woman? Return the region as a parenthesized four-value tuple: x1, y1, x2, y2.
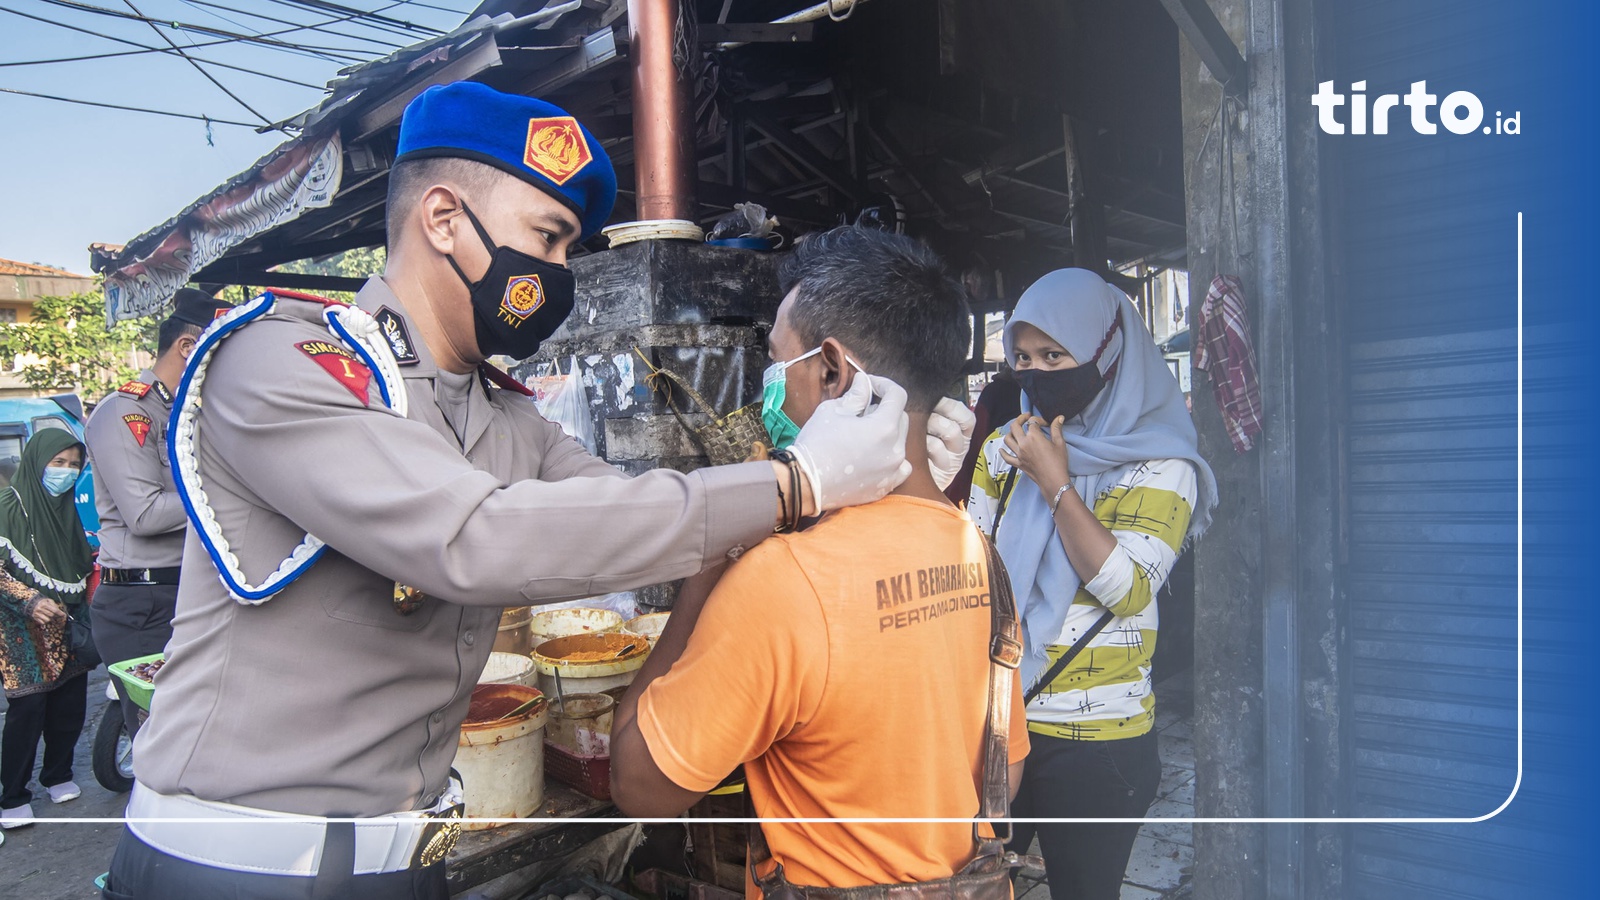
(1013, 311, 1122, 422)
(41, 466, 79, 497)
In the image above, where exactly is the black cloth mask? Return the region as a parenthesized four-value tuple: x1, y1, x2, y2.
(446, 203, 577, 360)
(1013, 313, 1122, 422)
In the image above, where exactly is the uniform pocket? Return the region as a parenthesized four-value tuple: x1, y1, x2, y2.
(321, 585, 438, 632)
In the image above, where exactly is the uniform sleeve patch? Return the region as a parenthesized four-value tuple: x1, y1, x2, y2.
(117, 381, 152, 398)
(297, 340, 372, 406)
(122, 413, 153, 447)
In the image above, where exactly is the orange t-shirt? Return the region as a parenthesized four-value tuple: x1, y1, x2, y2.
(636, 495, 1029, 893)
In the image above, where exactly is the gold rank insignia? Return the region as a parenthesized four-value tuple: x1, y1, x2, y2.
(394, 583, 426, 615)
(523, 116, 591, 185)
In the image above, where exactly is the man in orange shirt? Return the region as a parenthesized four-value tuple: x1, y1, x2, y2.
(612, 226, 1028, 893)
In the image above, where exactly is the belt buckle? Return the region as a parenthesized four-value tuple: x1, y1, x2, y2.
(412, 802, 465, 868)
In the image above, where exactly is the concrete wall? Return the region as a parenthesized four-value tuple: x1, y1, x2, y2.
(1179, 0, 1342, 898)
(0, 274, 92, 303)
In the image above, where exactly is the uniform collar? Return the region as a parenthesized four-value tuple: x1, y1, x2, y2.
(355, 277, 437, 378)
(139, 368, 172, 405)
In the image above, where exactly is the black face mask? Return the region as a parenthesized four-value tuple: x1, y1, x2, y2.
(1012, 313, 1122, 422)
(446, 203, 577, 361)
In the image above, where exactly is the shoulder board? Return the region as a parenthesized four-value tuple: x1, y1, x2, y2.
(267, 287, 350, 309)
(117, 380, 152, 398)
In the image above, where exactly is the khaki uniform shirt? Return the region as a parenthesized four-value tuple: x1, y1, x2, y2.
(135, 279, 776, 817)
(85, 368, 186, 569)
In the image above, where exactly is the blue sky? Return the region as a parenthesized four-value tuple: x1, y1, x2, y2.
(0, 0, 471, 273)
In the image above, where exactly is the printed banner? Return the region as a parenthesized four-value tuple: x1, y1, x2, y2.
(102, 134, 343, 323)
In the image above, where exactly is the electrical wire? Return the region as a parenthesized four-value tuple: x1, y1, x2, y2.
(264, 0, 444, 37)
(121, 0, 276, 127)
(177, 0, 405, 50)
(0, 4, 352, 66)
(0, 85, 257, 126)
(0, 42, 326, 89)
(32, 0, 374, 60)
(389, 0, 473, 15)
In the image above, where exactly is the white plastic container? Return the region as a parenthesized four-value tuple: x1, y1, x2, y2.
(532, 632, 650, 697)
(455, 684, 547, 831)
(528, 607, 624, 644)
(622, 612, 671, 647)
(478, 651, 536, 688)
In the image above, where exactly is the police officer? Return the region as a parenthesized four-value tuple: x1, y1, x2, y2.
(85, 289, 230, 743)
(103, 83, 961, 899)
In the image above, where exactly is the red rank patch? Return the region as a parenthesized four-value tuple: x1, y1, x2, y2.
(117, 381, 151, 398)
(122, 413, 152, 447)
(297, 340, 372, 406)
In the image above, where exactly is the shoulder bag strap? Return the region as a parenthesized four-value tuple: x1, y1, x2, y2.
(988, 469, 1020, 537)
(975, 530, 1022, 838)
(1022, 607, 1115, 706)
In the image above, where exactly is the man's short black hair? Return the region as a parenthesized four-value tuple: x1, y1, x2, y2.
(778, 227, 972, 412)
(157, 319, 202, 357)
(385, 157, 510, 243)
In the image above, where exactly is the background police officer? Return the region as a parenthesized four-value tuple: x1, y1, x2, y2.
(85, 289, 230, 741)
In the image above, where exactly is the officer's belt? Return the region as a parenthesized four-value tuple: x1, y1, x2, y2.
(124, 780, 464, 877)
(102, 567, 182, 585)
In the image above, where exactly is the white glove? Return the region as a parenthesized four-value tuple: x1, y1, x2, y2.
(926, 396, 977, 491)
(789, 372, 912, 512)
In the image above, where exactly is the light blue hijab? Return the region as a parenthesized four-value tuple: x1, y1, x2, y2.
(996, 268, 1218, 690)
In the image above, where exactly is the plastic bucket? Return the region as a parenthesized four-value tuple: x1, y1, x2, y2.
(621, 612, 670, 646)
(455, 684, 547, 830)
(528, 607, 623, 644)
(478, 651, 536, 688)
(545, 693, 615, 757)
(493, 606, 533, 657)
(532, 632, 650, 697)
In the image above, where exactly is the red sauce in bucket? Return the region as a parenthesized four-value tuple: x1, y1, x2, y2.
(464, 684, 545, 725)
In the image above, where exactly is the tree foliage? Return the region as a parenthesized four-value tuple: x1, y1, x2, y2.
(0, 292, 149, 400)
(271, 246, 387, 303)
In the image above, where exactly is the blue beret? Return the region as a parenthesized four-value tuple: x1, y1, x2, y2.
(396, 82, 617, 241)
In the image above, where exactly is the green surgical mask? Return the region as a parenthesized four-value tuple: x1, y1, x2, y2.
(760, 346, 864, 449)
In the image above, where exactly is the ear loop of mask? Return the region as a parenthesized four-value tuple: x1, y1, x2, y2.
(443, 203, 500, 291)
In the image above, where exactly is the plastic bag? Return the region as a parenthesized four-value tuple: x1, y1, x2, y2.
(530, 356, 596, 454)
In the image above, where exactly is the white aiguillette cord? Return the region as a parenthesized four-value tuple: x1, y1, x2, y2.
(170, 292, 407, 605)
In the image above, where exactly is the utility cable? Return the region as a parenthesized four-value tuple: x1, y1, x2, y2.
(0, 85, 257, 126)
(121, 0, 276, 128)
(180, 0, 406, 50)
(32, 0, 373, 60)
(265, 0, 442, 36)
(0, 4, 351, 66)
(259, 0, 438, 43)
(0, 41, 325, 89)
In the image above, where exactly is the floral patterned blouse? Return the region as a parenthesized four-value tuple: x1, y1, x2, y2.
(0, 569, 88, 698)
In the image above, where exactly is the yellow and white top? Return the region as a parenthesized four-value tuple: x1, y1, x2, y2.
(970, 435, 1197, 741)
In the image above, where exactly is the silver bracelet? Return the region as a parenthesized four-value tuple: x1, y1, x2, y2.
(1050, 483, 1073, 514)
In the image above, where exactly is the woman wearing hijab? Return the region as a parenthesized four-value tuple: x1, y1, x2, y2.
(0, 428, 96, 829)
(969, 269, 1218, 899)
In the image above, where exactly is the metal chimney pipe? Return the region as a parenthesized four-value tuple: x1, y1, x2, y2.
(628, 0, 696, 222)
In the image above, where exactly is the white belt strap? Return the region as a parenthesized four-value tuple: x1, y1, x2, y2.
(125, 782, 462, 877)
